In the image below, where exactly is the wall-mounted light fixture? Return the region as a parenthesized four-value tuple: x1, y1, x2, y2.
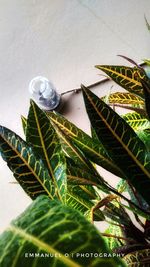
(29, 76, 61, 111)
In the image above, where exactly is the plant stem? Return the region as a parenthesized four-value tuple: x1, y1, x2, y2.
(61, 77, 109, 96)
(101, 233, 134, 243)
(61, 62, 146, 96)
(104, 183, 150, 216)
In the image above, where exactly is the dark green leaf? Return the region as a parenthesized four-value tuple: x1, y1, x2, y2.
(82, 85, 150, 206)
(137, 129, 150, 149)
(47, 112, 124, 178)
(66, 158, 100, 185)
(141, 79, 150, 120)
(0, 126, 56, 200)
(67, 185, 104, 221)
(26, 100, 67, 203)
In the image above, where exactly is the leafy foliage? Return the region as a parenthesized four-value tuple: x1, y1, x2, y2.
(0, 126, 56, 200)
(26, 100, 67, 202)
(82, 85, 150, 205)
(122, 112, 150, 131)
(2, 59, 150, 266)
(0, 195, 125, 267)
(95, 65, 145, 98)
(47, 111, 124, 178)
(104, 92, 144, 105)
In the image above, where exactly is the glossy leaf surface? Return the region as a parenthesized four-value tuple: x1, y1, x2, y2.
(67, 185, 104, 221)
(47, 112, 123, 178)
(0, 126, 56, 200)
(96, 65, 145, 98)
(82, 86, 150, 205)
(0, 195, 125, 267)
(26, 101, 67, 202)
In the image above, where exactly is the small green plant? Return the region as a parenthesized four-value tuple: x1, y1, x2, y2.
(1, 59, 150, 266)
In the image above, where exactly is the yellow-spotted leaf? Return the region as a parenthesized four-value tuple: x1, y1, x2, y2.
(0, 126, 56, 200)
(106, 92, 144, 105)
(124, 248, 150, 266)
(82, 85, 150, 206)
(26, 100, 67, 203)
(96, 65, 145, 98)
(122, 112, 150, 131)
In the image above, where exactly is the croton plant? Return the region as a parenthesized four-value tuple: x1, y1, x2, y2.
(1, 59, 150, 267)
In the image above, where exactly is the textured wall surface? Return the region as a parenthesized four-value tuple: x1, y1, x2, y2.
(0, 0, 150, 232)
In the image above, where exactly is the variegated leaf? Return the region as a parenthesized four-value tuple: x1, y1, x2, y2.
(104, 224, 125, 251)
(122, 112, 150, 131)
(67, 185, 104, 221)
(106, 92, 144, 105)
(96, 65, 145, 98)
(0, 195, 125, 267)
(47, 112, 124, 178)
(0, 126, 56, 200)
(124, 248, 150, 266)
(26, 100, 67, 203)
(82, 85, 150, 206)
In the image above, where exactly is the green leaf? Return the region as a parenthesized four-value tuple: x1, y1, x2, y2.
(122, 112, 150, 131)
(67, 185, 104, 221)
(124, 248, 150, 266)
(116, 179, 127, 193)
(95, 65, 145, 98)
(104, 202, 131, 226)
(51, 123, 98, 176)
(91, 126, 100, 143)
(138, 129, 150, 149)
(82, 85, 150, 206)
(66, 158, 110, 195)
(66, 158, 100, 185)
(105, 92, 144, 105)
(26, 100, 67, 203)
(21, 115, 27, 135)
(0, 126, 56, 200)
(0, 195, 125, 267)
(47, 112, 124, 178)
(141, 78, 150, 120)
(104, 224, 125, 251)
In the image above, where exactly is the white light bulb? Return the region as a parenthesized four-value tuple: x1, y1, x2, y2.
(29, 76, 61, 110)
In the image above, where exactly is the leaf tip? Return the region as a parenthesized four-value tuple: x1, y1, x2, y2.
(30, 98, 34, 105)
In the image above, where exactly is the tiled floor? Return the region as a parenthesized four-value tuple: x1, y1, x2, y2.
(0, 0, 150, 232)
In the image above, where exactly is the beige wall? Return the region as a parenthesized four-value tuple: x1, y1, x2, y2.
(0, 0, 150, 232)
